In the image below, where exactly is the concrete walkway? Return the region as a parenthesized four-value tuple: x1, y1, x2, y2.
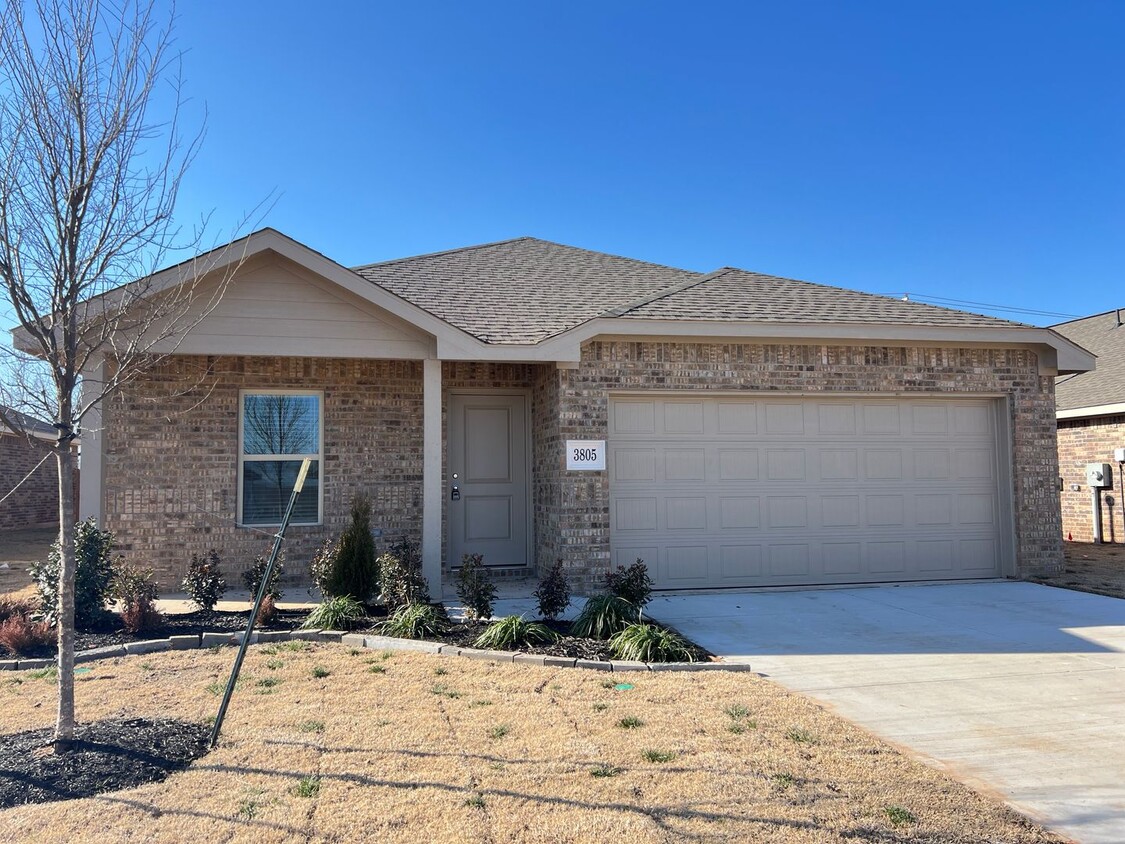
(648, 582, 1125, 844)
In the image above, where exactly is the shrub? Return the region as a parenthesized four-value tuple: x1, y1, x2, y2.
(30, 518, 115, 628)
(242, 550, 285, 600)
(456, 553, 496, 620)
(301, 595, 367, 630)
(378, 538, 429, 610)
(308, 538, 338, 597)
(604, 559, 653, 608)
(608, 622, 695, 663)
(380, 602, 449, 639)
(325, 494, 378, 601)
(570, 594, 638, 640)
(182, 549, 226, 611)
(533, 559, 570, 621)
(112, 561, 163, 634)
(0, 615, 52, 656)
(473, 615, 558, 650)
(0, 596, 37, 623)
(257, 594, 278, 627)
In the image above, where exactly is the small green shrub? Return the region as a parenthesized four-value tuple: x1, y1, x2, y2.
(368, 664, 386, 674)
(885, 805, 917, 826)
(325, 494, 378, 601)
(112, 562, 163, 634)
(533, 559, 570, 621)
(724, 704, 751, 720)
(311, 665, 330, 679)
(431, 683, 461, 699)
(642, 749, 676, 763)
(301, 595, 367, 630)
(786, 726, 817, 745)
(570, 594, 638, 640)
(242, 551, 285, 600)
(771, 773, 795, 790)
(308, 538, 338, 597)
(590, 764, 622, 778)
(182, 549, 226, 611)
(378, 538, 429, 610)
(473, 615, 558, 650)
(380, 602, 449, 639)
(464, 793, 485, 809)
(456, 553, 496, 620)
(297, 719, 325, 733)
(617, 716, 644, 729)
(488, 724, 509, 739)
(295, 776, 321, 798)
(31, 518, 116, 628)
(604, 559, 653, 608)
(609, 623, 694, 663)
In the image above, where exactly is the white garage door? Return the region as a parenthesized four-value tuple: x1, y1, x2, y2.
(608, 396, 1007, 589)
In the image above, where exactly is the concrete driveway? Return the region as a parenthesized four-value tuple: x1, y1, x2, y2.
(648, 582, 1125, 844)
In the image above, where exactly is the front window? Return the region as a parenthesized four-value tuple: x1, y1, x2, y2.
(239, 391, 322, 525)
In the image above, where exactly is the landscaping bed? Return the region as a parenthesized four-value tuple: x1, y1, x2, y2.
(1030, 541, 1125, 600)
(0, 644, 1067, 842)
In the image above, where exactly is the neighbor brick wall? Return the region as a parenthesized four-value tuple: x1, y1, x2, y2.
(536, 341, 1062, 592)
(1057, 415, 1125, 543)
(102, 356, 424, 588)
(0, 433, 59, 532)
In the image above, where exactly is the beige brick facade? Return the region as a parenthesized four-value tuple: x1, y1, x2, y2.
(100, 342, 1063, 591)
(0, 433, 59, 532)
(1057, 415, 1125, 543)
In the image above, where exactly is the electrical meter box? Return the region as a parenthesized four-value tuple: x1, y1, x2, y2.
(1086, 463, 1113, 488)
(1115, 447, 1125, 464)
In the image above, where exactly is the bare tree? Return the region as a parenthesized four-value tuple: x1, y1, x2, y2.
(0, 0, 252, 750)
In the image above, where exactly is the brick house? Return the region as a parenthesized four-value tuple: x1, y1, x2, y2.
(12, 229, 1092, 592)
(1052, 310, 1125, 542)
(0, 409, 66, 532)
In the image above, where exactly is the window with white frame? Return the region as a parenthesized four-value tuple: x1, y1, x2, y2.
(239, 391, 322, 525)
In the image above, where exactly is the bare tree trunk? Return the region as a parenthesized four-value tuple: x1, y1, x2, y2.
(54, 445, 76, 750)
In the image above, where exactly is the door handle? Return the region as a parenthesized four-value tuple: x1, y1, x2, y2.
(451, 485, 460, 501)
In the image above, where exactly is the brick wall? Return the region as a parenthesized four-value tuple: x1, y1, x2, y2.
(102, 356, 424, 588)
(1057, 415, 1125, 542)
(537, 341, 1062, 592)
(0, 433, 59, 532)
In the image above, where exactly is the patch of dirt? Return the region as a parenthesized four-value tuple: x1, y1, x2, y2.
(1030, 542, 1125, 599)
(0, 717, 210, 809)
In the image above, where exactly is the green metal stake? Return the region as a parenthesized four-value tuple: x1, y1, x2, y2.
(209, 458, 311, 748)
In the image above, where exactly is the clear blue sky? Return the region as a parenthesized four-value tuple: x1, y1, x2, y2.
(101, 2, 1125, 324)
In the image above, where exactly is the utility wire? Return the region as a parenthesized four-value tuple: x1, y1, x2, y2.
(895, 293, 1081, 320)
(0, 450, 53, 509)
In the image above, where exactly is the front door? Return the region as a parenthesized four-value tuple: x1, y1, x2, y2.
(448, 393, 530, 568)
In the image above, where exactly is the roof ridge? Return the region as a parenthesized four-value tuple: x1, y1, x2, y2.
(352, 236, 534, 270)
(353, 236, 700, 277)
(604, 267, 736, 317)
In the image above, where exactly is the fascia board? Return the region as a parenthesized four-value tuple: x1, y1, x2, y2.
(1057, 402, 1125, 420)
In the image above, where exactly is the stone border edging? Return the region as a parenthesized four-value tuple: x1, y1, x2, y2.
(0, 628, 752, 674)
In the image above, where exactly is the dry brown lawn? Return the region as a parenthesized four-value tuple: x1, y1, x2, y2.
(0, 644, 1065, 844)
(1031, 541, 1125, 600)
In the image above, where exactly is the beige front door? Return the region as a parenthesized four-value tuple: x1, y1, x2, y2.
(448, 393, 530, 568)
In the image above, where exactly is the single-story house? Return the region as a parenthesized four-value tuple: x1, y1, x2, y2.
(14, 229, 1093, 593)
(1052, 310, 1125, 542)
(0, 408, 74, 533)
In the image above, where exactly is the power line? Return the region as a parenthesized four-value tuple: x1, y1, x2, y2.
(895, 293, 1081, 320)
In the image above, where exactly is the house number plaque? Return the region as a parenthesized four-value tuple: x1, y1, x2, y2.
(566, 440, 606, 471)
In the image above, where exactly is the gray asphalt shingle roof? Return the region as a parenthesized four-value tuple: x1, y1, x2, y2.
(354, 237, 699, 344)
(618, 268, 1027, 327)
(353, 237, 1026, 344)
(1052, 311, 1125, 411)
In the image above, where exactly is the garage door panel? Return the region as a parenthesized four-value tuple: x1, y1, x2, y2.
(608, 396, 1005, 588)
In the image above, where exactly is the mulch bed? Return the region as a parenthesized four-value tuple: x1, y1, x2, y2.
(363, 617, 714, 662)
(3, 609, 315, 659)
(0, 718, 211, 809)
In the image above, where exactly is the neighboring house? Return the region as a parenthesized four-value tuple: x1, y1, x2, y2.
(0, 408, 67, 533)
(1052, 310, 1125, 542)
(11, 229, 1092, 592)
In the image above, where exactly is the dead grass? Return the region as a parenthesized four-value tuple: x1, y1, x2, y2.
(0, 645, 1065, 843)
(1031, 542, 1125, 600)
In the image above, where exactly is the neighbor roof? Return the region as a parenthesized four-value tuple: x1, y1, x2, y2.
(0, 406, 55, 438)
(1052, 310, 1125, 412)
(354, 238, 1025, 344)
